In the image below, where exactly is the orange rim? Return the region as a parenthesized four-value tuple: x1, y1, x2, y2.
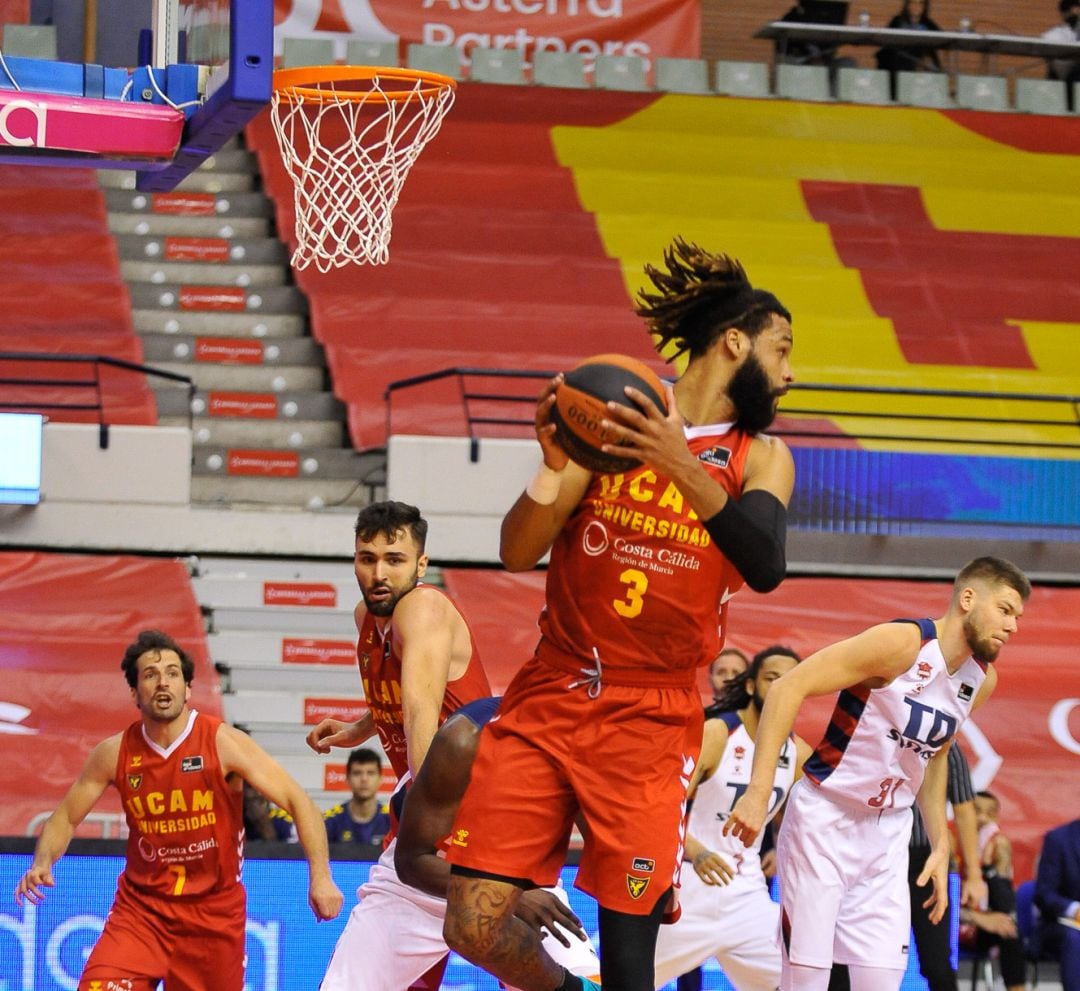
(272, 65, 457, 104)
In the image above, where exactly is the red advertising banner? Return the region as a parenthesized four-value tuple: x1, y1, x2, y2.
(208, 391, 279, 418)
(152, 192, 217, 216)
(274, 0, 700, 67)
(304, 698, 367, 724)
(227, 449, 300, 477)
(164, 236, 231, 262)
(179, 286, 247, 311)
(264, 581, 338, 607)
(195, 337, 265, 364)
(282, 637, 357, 665)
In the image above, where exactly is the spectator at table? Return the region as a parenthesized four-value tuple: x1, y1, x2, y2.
(876, 0, 944, 98)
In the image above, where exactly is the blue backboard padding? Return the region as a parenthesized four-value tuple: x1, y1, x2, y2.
(0, 56, 129, 99)
(791, 448, 1080, 537)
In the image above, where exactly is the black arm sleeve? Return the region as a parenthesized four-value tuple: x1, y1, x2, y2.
(702, 489, 787, 593)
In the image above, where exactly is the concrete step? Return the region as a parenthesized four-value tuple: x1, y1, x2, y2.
(209, 630, 357, 669)
(197, 557, 356, 582)
(222, 689, 364, 726)
(110, 212, 271, 238)
(172, 417, 346, 448)
(156, 386, 344, 420)
(148, 361, 323, 391)
(134, 311, 306, 337)
(105, 188, 273, 223)
(195, 572, 357, 610)
(142, 333, 322, 364)
(121, 259, 287, 287)
(129, 282, 306, 316)
(190, 474, 384, 510)
(219, 662, 360, 693)
(99, 168, 256, 193)
(116, 234, 288, 265)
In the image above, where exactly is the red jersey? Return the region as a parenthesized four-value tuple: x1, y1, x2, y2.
(115, 710, 244, 900)
(540, 423, 753, 677)
(356, 585, 491, 779)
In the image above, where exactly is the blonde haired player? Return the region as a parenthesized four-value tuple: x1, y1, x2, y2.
(726, 557, 1031, 991)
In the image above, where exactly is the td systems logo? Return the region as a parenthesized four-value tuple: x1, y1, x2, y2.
(0, 702, 38, 735)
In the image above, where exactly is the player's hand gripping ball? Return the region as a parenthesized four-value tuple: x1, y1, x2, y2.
(550, 354, 667, 473)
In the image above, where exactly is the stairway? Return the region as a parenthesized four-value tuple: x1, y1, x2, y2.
(101, 143, 386, 510)
(194, 555, 393, 811)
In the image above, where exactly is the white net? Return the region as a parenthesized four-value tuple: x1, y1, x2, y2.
(270, 69, 456, 271)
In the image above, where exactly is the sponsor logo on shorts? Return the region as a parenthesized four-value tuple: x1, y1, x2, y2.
(697, 446, 731, 468)
(958, 683, 975, 701)
(632, 857, 655, 873)
(626, 875, 650, 899)
(902, 943, 909, 955)
(181, 756, 204, 772)
(126, 774, 142, 790)
(451, 828, 469, 848)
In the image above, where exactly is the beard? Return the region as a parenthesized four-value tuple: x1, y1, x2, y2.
(362, 570, 419, 617)
(751, 689, 767, 712)
(963, 614, 1000, 664)
(728, 352, 781, 434)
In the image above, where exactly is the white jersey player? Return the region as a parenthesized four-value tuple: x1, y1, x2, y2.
(322, 698, 600, 991)
(655, 646, 811, 990)
(725, 557, 1030, 991)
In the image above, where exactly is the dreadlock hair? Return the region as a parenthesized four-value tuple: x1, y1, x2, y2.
(635, 237, 791, 362)
(708, 643, 802, 714)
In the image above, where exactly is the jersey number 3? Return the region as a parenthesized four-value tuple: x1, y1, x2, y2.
(614, 568, 648, 618)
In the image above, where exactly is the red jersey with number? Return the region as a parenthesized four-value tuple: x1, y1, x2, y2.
(356, 585, 491, 779)
(116, 710, 244, 899)
(540, 423, 753, 676)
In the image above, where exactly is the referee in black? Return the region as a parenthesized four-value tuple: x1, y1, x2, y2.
(829, 744, 984, 991)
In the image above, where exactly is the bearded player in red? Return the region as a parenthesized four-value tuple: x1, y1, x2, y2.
(14, 629, 343, 990)
(443, 239, 796, 991)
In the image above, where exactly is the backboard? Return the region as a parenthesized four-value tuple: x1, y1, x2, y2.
(0, 0, 271, 191)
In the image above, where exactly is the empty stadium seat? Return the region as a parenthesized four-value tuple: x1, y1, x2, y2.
(714, 60, 770, 98)
(406, 42, 462, 80)
(776, 63, 831, 102)
(470, 46, 525, 85)
(533, 50, 588, 88)
(281, 36, 335, 68)
(345, 38, 399, 67)
(896, 70, 953, 108)
(594, 54, 648, 91)
(956, 74, 1009, 112)
(655, 57, 710, 94)
(838, 67, 892, 105)
(1, 22, 58, 59)
(1015, 77, 1068, 116)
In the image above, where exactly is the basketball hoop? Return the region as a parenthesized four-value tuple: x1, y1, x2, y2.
(270, 65, 457, 271)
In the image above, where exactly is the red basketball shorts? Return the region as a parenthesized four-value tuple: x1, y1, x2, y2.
(79, 877, 247, 991)
(447, 645, 703, 915)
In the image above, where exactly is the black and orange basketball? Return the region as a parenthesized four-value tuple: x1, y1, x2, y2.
(550, 354, 668, 473)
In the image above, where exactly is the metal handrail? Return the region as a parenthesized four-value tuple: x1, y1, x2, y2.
(0, 351, 196, 449)
(385, 367, 1080, 458)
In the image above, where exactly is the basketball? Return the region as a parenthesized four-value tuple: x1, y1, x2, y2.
(550, 354, 668, 473)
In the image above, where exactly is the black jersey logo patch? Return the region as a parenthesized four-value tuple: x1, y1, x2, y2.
(698, 446, 732, 468)
(626, 875, 650, 899)
(181, 756, 204, 772)
(632, 857, 655, 873)
(958, 683, 975, 701)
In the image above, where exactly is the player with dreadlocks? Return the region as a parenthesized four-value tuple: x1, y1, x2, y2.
(656, 645, 810, 990)
(443, 238, 796, 991)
